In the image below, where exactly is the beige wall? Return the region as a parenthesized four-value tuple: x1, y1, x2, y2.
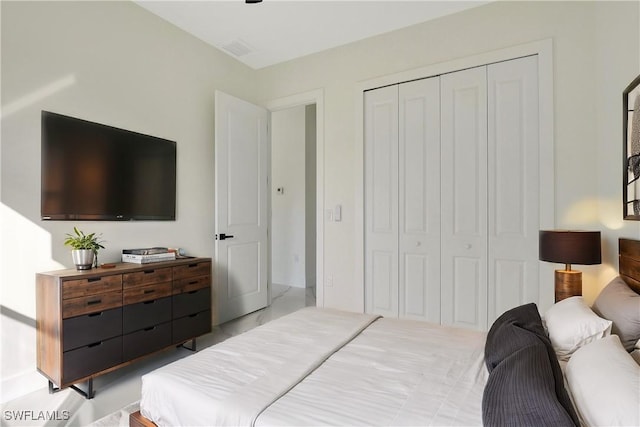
(0, 0, 258, 401)
(271, 106, 307, 287)
(256, 0, 640, 310)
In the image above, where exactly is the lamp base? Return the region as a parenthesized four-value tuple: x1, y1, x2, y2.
(555, 270, 582, 302)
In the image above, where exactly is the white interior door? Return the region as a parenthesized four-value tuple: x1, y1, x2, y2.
(398, 77, 441, 322)
(440, 66, 488, 331)
(215, 90, 269, 324)
(364, 85, 399, 317)
(487, 56, 540, 325)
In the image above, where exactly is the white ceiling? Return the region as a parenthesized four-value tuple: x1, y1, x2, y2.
(134, 1, 488, 69)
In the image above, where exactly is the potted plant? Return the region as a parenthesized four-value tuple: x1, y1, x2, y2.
(64, 227, 105, 270)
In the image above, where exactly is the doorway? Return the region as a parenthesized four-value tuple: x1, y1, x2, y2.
(270, 104, 317, 307)
(267, 89, 324, 308)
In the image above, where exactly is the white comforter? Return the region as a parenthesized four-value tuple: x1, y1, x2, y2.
(141, 308, 380, 426)
(258, 317, 487, 426)
(140, 308, 488, 426)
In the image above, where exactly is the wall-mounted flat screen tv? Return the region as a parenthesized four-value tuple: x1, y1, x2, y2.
(41, 111, 176, 221)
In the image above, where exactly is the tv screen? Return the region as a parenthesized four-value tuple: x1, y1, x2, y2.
(41, 111, 176, 221)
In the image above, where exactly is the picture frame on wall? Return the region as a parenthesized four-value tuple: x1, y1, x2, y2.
(623, 74, 640, 220)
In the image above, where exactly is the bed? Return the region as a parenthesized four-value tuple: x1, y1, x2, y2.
(130, 238, 640, 427)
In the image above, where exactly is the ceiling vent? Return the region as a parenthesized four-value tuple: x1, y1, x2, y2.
(221, 39, 253, 57)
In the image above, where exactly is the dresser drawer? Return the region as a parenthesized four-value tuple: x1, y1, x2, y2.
(123, 321, 171, 361)
(173, 262, 211, 281)
(123, 282, 172, 305)
(62, 291, 122, 319)
(62, 336, 122, 383)
(62, 275, 122, 300)
(123, 296, 171, 334)
(173, 275, 210, 295)
(173, 287, 211, 319)
(123, 267, 172, 289)
(63, 307, 122, 352)
(172, 310, 211, 344)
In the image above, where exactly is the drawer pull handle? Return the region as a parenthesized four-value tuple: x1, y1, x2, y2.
(188, 313, 198, 318)
(188, 281, 198, 285)
(87, 277, 101, 283)
(188, 263, 198, 268)
(87, 299, 102, 306)
(88, 341, 103, 348)
(144, 326, 156, 332)
(88, 312, 103, 317)
(143, 270, 155, 274)
(188, 290, 198, 294)
(143, 300, 156, 305)
(143, 289, 155, 294)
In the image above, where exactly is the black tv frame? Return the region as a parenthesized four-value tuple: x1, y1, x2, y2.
(41, 111, 177, 221)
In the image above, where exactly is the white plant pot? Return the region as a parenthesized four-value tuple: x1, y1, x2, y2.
(71, 249, 95, 270)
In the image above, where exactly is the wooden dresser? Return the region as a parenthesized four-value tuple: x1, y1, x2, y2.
(36, 257, 212, 398)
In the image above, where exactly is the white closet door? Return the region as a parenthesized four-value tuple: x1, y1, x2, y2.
(487, 56, 540, 325)
(365, 85, 399, 317)
(398, 78, 441, 322)
(440, 66, 488, 330)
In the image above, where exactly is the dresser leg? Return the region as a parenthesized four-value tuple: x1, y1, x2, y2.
(49, 379, 94, 399)
(178, 338, 196, 352)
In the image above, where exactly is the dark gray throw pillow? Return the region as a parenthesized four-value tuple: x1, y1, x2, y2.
(484, 303, 579, 426)
(592, 276, 640, 352)
(483, 338, 577, 427)
(484, 303, 546, 372)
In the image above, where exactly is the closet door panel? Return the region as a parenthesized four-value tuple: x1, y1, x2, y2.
(487, 56, 540, 324)
(453, 257, 482, 327)
(365, 85, 399, 317)
(441, 66, 488, 330)
(398, 78, 441, 322)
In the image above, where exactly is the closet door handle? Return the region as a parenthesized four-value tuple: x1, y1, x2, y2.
(216, 233, 235, 241)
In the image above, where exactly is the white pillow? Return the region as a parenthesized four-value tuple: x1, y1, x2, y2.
(544, 296, 612, 361)
(566, 335, 640, 427)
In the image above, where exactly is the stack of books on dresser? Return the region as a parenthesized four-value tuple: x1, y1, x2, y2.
(121, 247, 176, 264)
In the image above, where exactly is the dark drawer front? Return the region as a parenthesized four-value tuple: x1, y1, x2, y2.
(63, 336, 122, 384)
(173, 262, 211, 281)
(173, 287, 211, 319)
(123, 267, 172, 289)
(63, 307, 122, 352)
(122, 296, 171, 335)
(123, 321, 171, 361)
(172, 310, 211, 344)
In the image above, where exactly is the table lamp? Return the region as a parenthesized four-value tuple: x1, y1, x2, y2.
(539, 230, 601, 302)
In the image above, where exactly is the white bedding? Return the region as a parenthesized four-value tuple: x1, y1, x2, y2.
(140, 308, 488, 426)
(258, 317, 487, 426)
(141, 308, 380, 426)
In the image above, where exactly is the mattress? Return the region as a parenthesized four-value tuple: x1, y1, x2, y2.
(140, 307, 487, 426)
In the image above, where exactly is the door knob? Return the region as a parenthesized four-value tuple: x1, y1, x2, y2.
(216, 233, 235, 241)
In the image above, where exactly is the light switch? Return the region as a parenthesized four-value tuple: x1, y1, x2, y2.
(334, 205, 342, 222)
